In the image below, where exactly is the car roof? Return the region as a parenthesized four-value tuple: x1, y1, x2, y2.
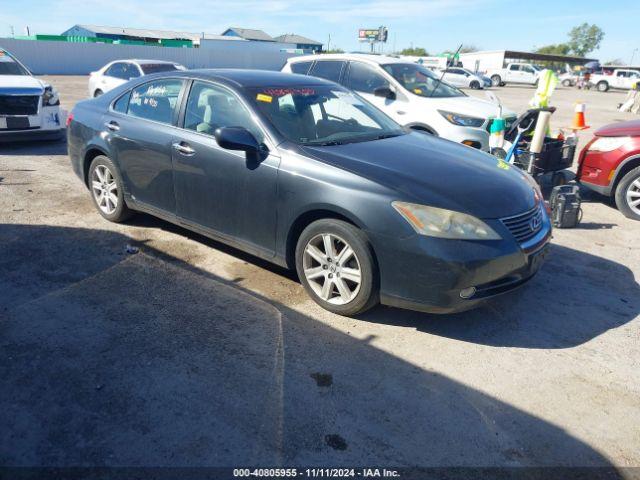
(110, 59, 181, 65)
(152, 68, 338, 88)
(287, 53, 413, 66)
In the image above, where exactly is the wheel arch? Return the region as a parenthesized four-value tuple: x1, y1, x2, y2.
(405, 122, 438, 135)
(82, 146, 110, 186)
(285, 207, 371, 270)
(612, 154, 640, 194)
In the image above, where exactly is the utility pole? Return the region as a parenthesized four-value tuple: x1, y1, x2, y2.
(631, 48, 639, 66)
(327, 33, 331, 52)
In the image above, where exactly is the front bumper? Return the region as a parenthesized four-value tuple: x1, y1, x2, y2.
(0, 105, 66, 143)
(372, 210, 552, 314)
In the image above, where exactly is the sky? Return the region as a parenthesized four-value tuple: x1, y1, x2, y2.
(1, 0, 639, 63)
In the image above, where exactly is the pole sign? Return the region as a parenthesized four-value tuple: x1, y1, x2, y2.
(358, 26, 388, 43)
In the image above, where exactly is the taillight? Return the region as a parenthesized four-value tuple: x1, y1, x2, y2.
(66, 112, 73, 128)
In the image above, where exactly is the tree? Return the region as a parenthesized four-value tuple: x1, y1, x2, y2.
(321, 48, 344, 54)
(400, 47, 428, 57)
(567, 23, 604, 57)
(604, 58, 624, 66)
(459, 44, 479, 54)
(535, 43, 571, 55)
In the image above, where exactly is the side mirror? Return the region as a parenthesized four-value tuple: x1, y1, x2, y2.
(373, 86, 396, 100)
(214, 126, 260, 152)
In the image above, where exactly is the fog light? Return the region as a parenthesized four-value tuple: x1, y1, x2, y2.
(459, 287, 476, 299)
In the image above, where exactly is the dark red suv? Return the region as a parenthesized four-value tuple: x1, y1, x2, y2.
(577, 119, 640, 220)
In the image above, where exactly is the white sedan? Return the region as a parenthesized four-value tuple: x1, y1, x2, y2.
(435, 67, 486, 89)
(88, 59, 186, 98)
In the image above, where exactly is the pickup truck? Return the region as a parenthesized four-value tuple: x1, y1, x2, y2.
(485, 63, 540, 87)
(589, 69, 640, 92)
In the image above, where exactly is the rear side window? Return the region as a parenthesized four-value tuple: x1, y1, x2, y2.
(290, 61, 313, 75)
(347, 62, 389, 94)
(113, 92, 130, 113)
(309, 61, 345, 83)
(127, 79, 183, 125)
(105, 62, 126, 79)
(140, 63, 179, 75)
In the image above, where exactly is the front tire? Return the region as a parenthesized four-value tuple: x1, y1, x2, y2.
(94, 89, 103, 98)
(615, 166, 640, 221)
(491, 75, 502, 87)
(470, 80, 481, 89)
(562, 79, 572, 87)
(88, 155, 133, 223)
(295, 219, 378, 316)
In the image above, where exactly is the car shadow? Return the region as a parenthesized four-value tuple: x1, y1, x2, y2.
(122, 210, 638, 351)
(0, 224, 626, 472)
(0, 136, 67, 156)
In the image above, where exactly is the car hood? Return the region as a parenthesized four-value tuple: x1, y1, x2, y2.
(422, 94, 516, 119)
(595, 119, 640, 137)
(301, 132, 537, 219)
(0, 75, 45, 95)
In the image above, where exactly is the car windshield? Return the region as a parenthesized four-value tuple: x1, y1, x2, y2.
(382, 63, 465, 98)
(0, 51, 30, 75)
(247, 85, 405, 146)
(140, 63, 179, 75)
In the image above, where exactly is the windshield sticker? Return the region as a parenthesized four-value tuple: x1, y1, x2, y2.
(256, 93, 273, 103)
(496, 158, 511, 170)
(262, 88, 315, 97)
(413, 88, 423, 94)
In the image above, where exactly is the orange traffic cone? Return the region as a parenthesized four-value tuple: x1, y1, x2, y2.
(569, 102, 590, 130)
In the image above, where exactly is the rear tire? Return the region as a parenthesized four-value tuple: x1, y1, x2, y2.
(295, 219, 379, 316)
(597, 81, 609, 92)
(88, 155, 133, 223)
(470, 80, 481, 89)
(94, 89, 103, 98)
(562, 79, 572, 87)
(614, 166, 640, 221)
(491, 75, 502, 87)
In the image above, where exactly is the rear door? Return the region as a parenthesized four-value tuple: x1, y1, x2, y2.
(106, 78, 185, 214)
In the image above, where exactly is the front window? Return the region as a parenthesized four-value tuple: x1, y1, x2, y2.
(0, 51, 30, 75)
(140, 63, 180, 75)
(247, 85, 404, 146)
(382, 63, 465, 98)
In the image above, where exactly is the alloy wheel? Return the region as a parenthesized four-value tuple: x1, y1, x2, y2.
(91, 165, 118, 215)
(626, 177, 640, 216)
(302, 233, 362, 305)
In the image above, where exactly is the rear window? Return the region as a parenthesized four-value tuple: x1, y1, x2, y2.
(290, 61, 313, 75)
(309, 61, 345, 83)
(140, 63, 179, 75)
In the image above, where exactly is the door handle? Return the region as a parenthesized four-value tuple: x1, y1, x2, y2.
(172, 141, 196, 156)
(105, 121, 120, 132)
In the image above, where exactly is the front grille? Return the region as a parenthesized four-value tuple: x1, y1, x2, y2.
(0, 95, 39, 115)
(501, 205, 543, 244)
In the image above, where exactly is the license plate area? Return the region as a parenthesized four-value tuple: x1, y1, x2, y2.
(4, 117, 31, 129)
(528, 245, 549, 273)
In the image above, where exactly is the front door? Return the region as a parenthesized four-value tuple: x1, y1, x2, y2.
(171, 80, 279, 255)
(345, 61, 406, 124)
(107, 78, 185, 214)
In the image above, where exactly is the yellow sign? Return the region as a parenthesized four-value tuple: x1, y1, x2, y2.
(256, 93, 273, 103)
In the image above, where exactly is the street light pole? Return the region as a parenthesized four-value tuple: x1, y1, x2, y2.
(630, 48, 638, 66)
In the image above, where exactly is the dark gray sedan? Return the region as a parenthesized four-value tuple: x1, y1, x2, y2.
(68, 69, 551, 316)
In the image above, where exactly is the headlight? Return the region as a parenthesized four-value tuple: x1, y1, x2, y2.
(588, 136, 630, 152)
(42, 86, 60, 106)
(438, 110, 484, 128)
(392, 201, 501, 240)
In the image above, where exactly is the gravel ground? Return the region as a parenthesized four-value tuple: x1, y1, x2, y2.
(1, 76, 639, 471)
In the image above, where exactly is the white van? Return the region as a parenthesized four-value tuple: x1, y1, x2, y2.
(282, 54, 515, 151)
